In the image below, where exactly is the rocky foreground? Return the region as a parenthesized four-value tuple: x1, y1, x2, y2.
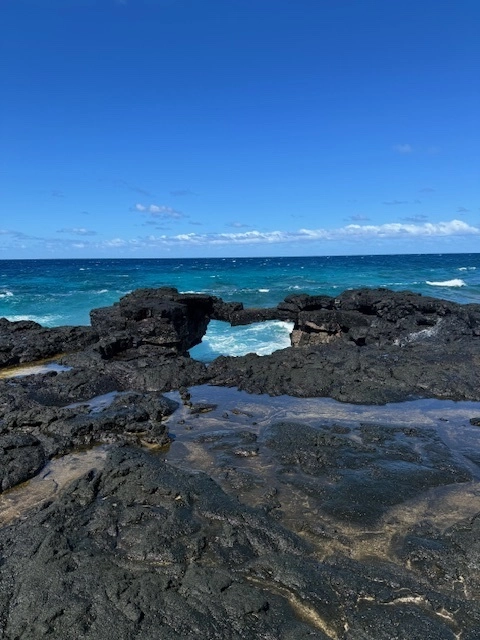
(1, 287, 480, 639)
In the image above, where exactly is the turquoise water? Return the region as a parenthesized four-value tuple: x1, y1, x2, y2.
(1, 254, 479, 360)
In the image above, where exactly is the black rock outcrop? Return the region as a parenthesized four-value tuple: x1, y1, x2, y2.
(2, 286, 480, 638)
(207, 288, 480, 403)
(1, 446, 479, 639)
(0, 317, 97, 368)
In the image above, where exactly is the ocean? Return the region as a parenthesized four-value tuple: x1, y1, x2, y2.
(1, 254, 480, 362)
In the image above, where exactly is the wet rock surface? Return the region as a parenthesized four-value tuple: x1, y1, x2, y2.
(2, 446, 480, 639)
(264, 421, 472, 526)
(1, 286, 480, 637)
(0, 369, 177, 484)
(0, 447, 328, 640)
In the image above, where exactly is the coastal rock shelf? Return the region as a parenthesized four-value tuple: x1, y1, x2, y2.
(2, 285, 480, 402)
(1, 286, 480, 638)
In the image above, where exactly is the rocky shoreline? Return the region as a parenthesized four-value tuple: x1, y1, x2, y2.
(1, 286, 480, 638)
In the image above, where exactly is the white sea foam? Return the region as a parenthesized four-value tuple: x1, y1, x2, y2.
(95, 289, 109, 294)
(458, 267, 476, 271)
(6, 314, 62, 326)
(0, 290, 13, 298)
(426, 279, 466, 287)
(258, 288, 270, 293)
(190, 320, 294, 362)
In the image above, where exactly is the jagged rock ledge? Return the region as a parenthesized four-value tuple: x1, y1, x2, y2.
(1, 285, 479, 491)
(1, 286, 480, 404)
(2, 287, 480, 638)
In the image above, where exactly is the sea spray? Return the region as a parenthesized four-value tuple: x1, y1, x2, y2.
(426, 279, 466, 287)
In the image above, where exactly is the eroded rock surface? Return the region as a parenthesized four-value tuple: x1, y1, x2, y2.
(2, 287, 480, 404)
(207, 288, 480, 403)
(90, 287, 242, 357)
(0, 369, 177, 486)
(0, 317, 97, 368)
(1, 446, 479, 639)
(1, 287, 480, 638)
(264, 420, 472, 525)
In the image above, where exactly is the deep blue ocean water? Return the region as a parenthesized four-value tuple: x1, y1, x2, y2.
(1, 254, 480, 361)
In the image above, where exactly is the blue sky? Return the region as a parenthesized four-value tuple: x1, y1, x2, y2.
(1, 0, 479, 258)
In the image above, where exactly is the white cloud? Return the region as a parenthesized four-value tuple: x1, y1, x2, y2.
(228, 221, 251, 228)
(393, 144, 413, 154)
(57, 227, 97, 236)
(98, 219, 480, 250)
(134, 203, 184, 219)
(3, 220, 478, 256)
(340, 220, 478, 238)
(104, 238, 128, 247)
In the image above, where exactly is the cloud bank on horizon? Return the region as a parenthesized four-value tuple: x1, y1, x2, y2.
(0, 0, 479, 259)
(1, 219, 479, 257)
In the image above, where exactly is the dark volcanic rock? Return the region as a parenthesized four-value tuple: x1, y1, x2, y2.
(288, 288, 480, 348)
(395, 514, 480, 601)
(41, 391, 178, 454)
(264, 421, 472, 525)
(0, 447, 327, 640)
(1, 447, 479, 639)
(292, 308, 370, 346)
(230, 307, 288, 326)
(0, 372, 178, 477)
(89, 287, 243, 357)
(0, 433, 46, 491)
(90, 287, 214, 356)
(13, 367, 121, 406)
(2, 286, 480, 404)
(0, 317, 97, 367)
(2, 286, 480, 637)
(201, 288, 480, 403)
(207, 334, 480, 404)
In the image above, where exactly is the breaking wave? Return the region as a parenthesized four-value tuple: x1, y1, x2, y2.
(190, 320, 294, 362)
(426, 279, 466, 288)
(5, 314, 63, 326)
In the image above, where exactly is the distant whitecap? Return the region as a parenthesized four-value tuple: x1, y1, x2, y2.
(426, 279, 466, 287)
(6, 314, 62, 326)
(0, 290, 13, 298)
(258, 288, 270, 293)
